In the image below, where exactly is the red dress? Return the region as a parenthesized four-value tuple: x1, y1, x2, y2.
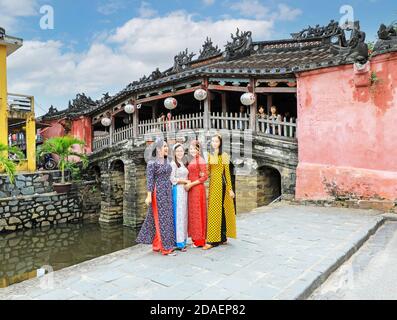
(187, 156, 208, 247)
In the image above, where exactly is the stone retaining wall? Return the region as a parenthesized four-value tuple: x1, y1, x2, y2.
(0, 189, 82, 233)
(0, 171, 68, 198)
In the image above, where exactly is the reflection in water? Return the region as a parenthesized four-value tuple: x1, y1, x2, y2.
(0, 221, 137, 288)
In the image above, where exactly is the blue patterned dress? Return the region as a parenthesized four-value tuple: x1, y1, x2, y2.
(136, 159, 175, 251)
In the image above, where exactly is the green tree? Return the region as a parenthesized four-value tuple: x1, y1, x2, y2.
(39, 136, 88, 184)
(0, 143, 24, 184)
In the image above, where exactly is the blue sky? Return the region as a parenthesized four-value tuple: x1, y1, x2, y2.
(1, 0, 396, 116)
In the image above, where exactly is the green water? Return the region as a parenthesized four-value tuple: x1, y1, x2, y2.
(0, 221, 137, 288)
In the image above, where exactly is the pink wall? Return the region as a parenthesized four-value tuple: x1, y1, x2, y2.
(39, 116, 93, 154)
(71, 117, 93, 154)
(296, 51, 397, 201)
(40, 119, 65, 140)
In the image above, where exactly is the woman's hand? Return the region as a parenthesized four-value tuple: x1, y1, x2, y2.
(184, 183, 191, 192)
(229, 190, 235, 199)
(145, 195, 152, 206)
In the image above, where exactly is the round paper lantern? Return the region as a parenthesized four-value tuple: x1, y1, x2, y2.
(194, 89, 207, 101)
(124, 103, 135, 114)
(240, 92, 256, 106)
(164, 97, 177, 110)
(101, 117, 111, 127)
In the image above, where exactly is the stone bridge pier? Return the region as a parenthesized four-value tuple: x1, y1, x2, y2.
(88, 142, 147, 229)
(87, 133, 298, 228)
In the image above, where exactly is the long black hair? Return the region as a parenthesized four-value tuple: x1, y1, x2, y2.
(211, 133, 223, 155)
(152, 137, 168, 159)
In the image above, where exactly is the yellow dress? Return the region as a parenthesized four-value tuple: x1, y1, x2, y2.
(207, 152, 237, 243)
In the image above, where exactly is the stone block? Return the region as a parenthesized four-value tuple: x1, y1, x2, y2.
(21, 187, 35, 196)
(357, 200, 394, 212)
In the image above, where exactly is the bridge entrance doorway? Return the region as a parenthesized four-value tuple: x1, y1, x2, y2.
(257, 166, 282, 206)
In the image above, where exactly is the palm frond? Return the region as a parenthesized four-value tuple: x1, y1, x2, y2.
(0, 143, 22, 183)
(39, 136, 87, 182)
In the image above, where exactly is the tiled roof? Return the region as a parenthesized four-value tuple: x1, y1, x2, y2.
(43, 20, 373, 118)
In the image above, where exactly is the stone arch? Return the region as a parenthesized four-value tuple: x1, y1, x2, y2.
(255, 158, 296, 200)
(257, 165, 282, 206)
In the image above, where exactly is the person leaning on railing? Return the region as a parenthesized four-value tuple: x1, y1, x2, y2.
(257, 105, 267, 119)
(266, 105, 282, 135)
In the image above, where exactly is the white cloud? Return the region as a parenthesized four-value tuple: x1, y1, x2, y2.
(230, 1, 302, 21)
(230, 0, 269, 20)
(276, 4, 302, 21)
(7, 11, 274, 116)
(138, 1, 158, 18)
(0, 0, 38, 30)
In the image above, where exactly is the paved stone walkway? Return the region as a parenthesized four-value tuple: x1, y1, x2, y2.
(0, 204, 384, 300)
(310, 220, 397, 300)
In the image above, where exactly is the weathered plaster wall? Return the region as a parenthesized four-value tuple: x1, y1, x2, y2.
(296, 51, 397, 201)
(39, 119, 64, 140)
(71, 117, 93, 153)
(39, 116, 93, 153)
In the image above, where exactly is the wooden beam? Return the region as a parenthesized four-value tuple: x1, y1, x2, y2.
(136, 86, 201, 104)
(255, 87, 297, 93)
(208, 84, 248, 93)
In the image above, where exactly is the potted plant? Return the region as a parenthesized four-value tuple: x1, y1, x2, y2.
(39, 136, 88, 193)
(0, 143, 24, 184)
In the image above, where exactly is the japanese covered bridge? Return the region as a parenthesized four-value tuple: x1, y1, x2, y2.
(39, 19, 396, 228)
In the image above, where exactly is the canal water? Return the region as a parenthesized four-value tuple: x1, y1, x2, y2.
(0, 221, 137, 288)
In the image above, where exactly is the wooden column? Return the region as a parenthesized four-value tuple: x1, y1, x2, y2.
(133, 108, 139, 138)
(109, 115, 115, 146)
(267, 94, 273, 115)
(250, 79, 257, 132)
(203, 93, 211, 130)
(221, 92, 227, 114)
(152, 102, 157, 120)
(203, 78, 211, 131)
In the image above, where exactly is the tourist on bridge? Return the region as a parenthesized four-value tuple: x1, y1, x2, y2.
(170, 143, 190, 251)
(136, 138, 176, 256)
(184, 140, 208, 248)
(204, 134, 237, 250)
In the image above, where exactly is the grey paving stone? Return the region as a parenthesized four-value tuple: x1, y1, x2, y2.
(240, 284, 280, 300)
(310, 222, 397, 300)
(1, 205, 383, 300)
(34, 288, 78, 300)
(188, 285, 233, 300)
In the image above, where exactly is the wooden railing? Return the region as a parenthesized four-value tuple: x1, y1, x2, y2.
(93, 113, 297, 150)
(93, 135, 110, 150)
(139, 113, 204, 136)
(257, 116, 297, 138)
(113, 123, 133, 143)
(7, 93, 33, 113)
(210, 112, 250, 130)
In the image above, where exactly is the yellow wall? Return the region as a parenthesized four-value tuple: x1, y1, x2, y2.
(0, 44, 36, 172)
(0, 45, 8, 147)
